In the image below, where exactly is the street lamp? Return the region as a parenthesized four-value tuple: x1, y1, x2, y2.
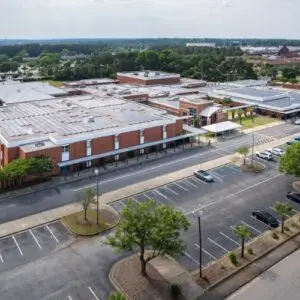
(94, 168, 100, 225)
(193, 209, 203, 278)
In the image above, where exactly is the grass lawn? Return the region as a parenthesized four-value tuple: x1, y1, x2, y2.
(234, 116, 278, 128)
(62, 208, 119, 236)
(45, 80, 63, 88)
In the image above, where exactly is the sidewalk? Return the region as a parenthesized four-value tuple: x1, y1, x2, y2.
(0, 130, 297, 238)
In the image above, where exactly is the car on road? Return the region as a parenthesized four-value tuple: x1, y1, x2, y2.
(256, 151, 273, 161)
(252, 210, 279, 228)
(194, 170, 214, 182)
(267, 148, 285, 156)
(287, 192, 300, 204)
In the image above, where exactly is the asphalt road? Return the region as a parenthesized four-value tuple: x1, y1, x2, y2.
(226, 248, 300, 300)
(0, 123, 298, 224)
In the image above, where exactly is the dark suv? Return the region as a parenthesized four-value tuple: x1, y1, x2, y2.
(252, 210, 279, 228)
(287, 192, 300, 204)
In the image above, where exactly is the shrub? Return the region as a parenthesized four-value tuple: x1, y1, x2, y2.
(228, 252, 237, 265)
(284, 226, 290, 232)
(247, 247, 254, 255)
(169, 283, 182, 299)
(272, 232, 279, 240)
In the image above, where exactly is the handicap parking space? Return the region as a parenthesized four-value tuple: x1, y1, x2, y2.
(0, 220, 72, 273)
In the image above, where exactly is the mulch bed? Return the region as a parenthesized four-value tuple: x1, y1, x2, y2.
(112, 254, 173, 300)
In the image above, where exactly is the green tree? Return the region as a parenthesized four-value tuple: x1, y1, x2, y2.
(27, 156, 54, 177)
(106, 199, 190, 276)
(109, 291, 127, 300)
(274, 202, 292, 233)
(237, 146, 249, 165)
(237, 109, 244, 125)
(80, 188, 96, 221)
(282, 67, 297, 80)
(233, 224, 251, 257)
(247, 107, 255, 122)
(279, 143, 300, 177)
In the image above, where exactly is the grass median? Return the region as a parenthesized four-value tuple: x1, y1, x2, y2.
(234, 116, 277, 128)
(62, 207, 119, 236)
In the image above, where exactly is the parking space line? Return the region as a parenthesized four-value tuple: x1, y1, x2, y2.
(208, 237, 229, 252)
(12, 236, 23, 256)
(130, 197, 139, 203)
(154, 189, 169, 200)
(219, 232, 240, 246)
(0, 254, 3, 263)
(241, 221, 261, 233)
(29, 229, 42, 249)
(251, 215, 271, 227)
(164, 186, 179, 195)
(143, 193, 152, 200)
(182, 179, 197, 188)
(67, 296, 72, 300)
(183, 251, 199, 266)
(195, 244, 217, 260)
(88, 286, 100, 300)
(174, 182, 189, 191)
(189, 177, 202, 185)
(46, 224, 59, 243)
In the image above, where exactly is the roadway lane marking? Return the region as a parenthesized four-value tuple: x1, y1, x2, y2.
(174, 182, 189, 191)
(73, 138, 253, 191)
(88, 286, 100, 300)
(0, 254, 3, 263)
(195, 243, 217, 260)
(154, 189, 169, 200)
(164, 186, 179, 195)
(46, 224, 59, 243)
(29, 230, 42, 249)
(185, 174, 283, 214)
(183, 251, 199, 266)
(241, 221, 262, 234)
(219, 232, 240, 246)
(182, 179, 197, 188)
(12, 235, 23, 256)
(208, 237, 229, 252)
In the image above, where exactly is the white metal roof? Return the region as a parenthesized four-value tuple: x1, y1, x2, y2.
(202, 121, 241, 133)
(200, 106, 221, 117)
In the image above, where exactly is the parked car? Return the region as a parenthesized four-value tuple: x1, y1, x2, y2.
(256, 151, 273, 161)
(194, 170, 214, 182)
(286, 140, 299, 145)
(252, 210, 279, 228)
(287, 192, 300, 204)
(293, 119, 300, 125)
(267, 148, 285, 156)
(294, 137, 300, 141)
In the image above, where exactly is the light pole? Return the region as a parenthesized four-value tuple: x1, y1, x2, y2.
(193, 209, 203, 278)
(94, 169, 100, 225)
(251, 133, 254, 167)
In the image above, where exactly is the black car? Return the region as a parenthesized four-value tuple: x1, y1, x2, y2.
(287, 192, 300, 204)
(252, 210, 279, 228)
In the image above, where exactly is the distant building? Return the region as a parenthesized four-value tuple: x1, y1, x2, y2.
(278, 45, 300, 58)
(186, 43, 216, 48)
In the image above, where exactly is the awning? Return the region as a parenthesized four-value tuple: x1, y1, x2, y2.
(183, 125, 207, 134)
(200, 106, 221, 117)
(58, 133, 199, 167)
(202, 121, 242, 133)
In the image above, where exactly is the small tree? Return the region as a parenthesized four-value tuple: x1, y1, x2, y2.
(109, 291, 126, 300)
(237, 109, 244, 125)
(274, 202, 292, 233)
(79, 188, 96, 222)
(237, 146, 249, 165)
(28, 156, 54, 178)
(247, 107, 254, 123)
(233, 224, 251, 257)
(279, 143, 300, 177)
(106, 199, 190, 276)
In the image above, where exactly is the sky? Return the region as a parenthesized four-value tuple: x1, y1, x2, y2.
(1, 0, 299, 39)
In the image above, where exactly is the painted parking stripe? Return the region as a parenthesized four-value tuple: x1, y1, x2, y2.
(182, 179, 197, 188)
(241, 221, 261, 233)
(143, 193, 152, 200)
(269, 206, 292, 219)
(210, 172, 224, 183)
(195, 243, 217, 260)
(88, 286, 100, 300)
(189, 177, 203, 185)
(12, 235, 23, 256)
(29, 229, 42, 249)
(219, 232, 240, 246)
(183, 251, 199, 266)
(208, 237, 229, 252)
(251, 215, 272, 227)
(0, 254, 3, 263)
(174, 182, 189, 191)
(193, 177, 207, 184)
(154, 189, 169, 200)
(164, 186, 179, 195)
(67, 296, 72, 300)
(46, 224, 59, 243)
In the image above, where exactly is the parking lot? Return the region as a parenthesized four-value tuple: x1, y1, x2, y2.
(110, 144, 297, 272)
(0, 220, 73, 273)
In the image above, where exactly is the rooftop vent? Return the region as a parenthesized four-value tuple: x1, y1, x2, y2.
(27, 127, 34, 135)
(155, 71, 160, 75)
(35, 142, 45, 147)
(87, 116, 95, 123)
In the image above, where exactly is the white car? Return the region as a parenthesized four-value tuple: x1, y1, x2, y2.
(294, 119, 300, 125)
(267, 148, 285, 156)
(256, 151, 273, 161)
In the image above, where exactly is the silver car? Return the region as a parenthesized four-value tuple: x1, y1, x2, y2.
(194, 170, 214, 182)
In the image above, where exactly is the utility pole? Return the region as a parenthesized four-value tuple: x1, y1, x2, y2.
(251, 133, 254, 167)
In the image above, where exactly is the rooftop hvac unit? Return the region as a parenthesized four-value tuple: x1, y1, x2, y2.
(35, 142, 45, 147)
(155, 71, 160, 75)
(87, 116, 95, 123)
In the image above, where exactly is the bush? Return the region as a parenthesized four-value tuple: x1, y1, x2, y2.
(169, 283, 182, 299)
(247, 247, 254, 255)
(284, 226, 290, 232)
(228, 252, 237, 265)
(272, 232, 279, 240)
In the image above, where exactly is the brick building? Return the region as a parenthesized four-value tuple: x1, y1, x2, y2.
(117, 71, 181, 86)
(0, 95, 195, 175)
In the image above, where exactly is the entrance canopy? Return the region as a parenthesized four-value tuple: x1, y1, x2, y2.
(202, 121, 241, 133)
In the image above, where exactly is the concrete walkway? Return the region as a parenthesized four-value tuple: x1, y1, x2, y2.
(0, 130, 297, 238)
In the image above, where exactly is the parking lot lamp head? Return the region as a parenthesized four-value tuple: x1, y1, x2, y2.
(94, 168, 99, 176)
